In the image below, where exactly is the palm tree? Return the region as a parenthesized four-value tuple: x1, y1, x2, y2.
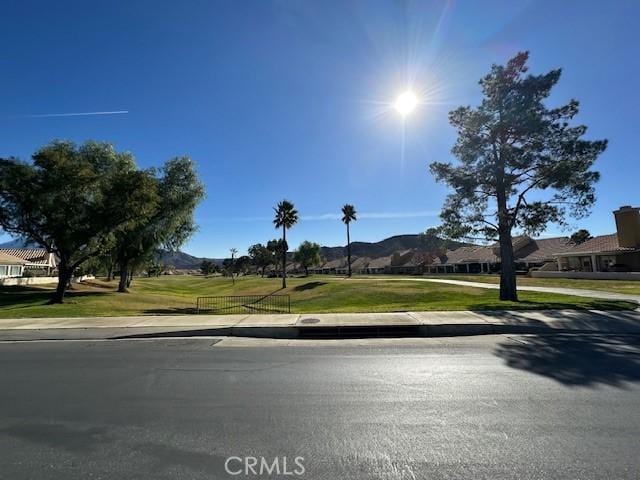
(341, 204, 357, 277)
(273, 200, 299, 288)
(229, 247, 237, 285)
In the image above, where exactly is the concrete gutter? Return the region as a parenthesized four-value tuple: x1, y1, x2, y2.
(1, 309, 639, 341)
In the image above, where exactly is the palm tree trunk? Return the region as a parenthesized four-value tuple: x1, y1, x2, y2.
(282, 225, 287, 289)
(346, 222, 352, 277)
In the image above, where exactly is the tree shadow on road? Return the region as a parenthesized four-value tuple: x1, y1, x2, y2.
(0, 423, 109, 453)
(494, 334, 640, 388)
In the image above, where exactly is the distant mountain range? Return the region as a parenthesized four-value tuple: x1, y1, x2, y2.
(157, 250, 224, 270)
(158, 234, 466, 270)
(319, 234, 465, 261)
(0, 238, 37, 249)
(2, 234, 465, 271)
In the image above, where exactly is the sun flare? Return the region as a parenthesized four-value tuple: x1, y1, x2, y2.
(394, 91, 418, 116)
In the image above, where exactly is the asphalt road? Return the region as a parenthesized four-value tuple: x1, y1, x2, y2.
(1, 335, 639, 479)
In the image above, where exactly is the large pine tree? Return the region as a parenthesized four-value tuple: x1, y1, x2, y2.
(430, 52, 607, 301)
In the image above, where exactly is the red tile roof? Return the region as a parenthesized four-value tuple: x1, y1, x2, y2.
(431, 245, 498, 265)
(431, 236, 574, 265)
(350, 257, 370, 269)
(0, 252, 27, 265)
(515, 237, 574, 262)
(559, 233, 639, 255)
(0, 248, 55, 266)
(366, 256, 392, 269)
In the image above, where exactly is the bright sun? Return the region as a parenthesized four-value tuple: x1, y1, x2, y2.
(394, 90, 418, 116)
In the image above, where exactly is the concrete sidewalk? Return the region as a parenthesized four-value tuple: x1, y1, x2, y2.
(1, 309, 640, 341)
(361, 276, 640, 305)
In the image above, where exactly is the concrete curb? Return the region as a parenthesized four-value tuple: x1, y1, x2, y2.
(2, 322, 639, 342)
(2, 309, 639, 342)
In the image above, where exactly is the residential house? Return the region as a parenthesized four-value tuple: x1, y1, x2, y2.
(362, 255, 392, 274)
(350, 256, 371, 274)
(0, 248, 57, 275)
(427, 245, 498, 274)
(427, 236, 573, 274)
(553, 206, 640, 273)
(384, 250, 434, 275)
(0, 252, 27, 278)
(334, 256, 370, 275)
(319, 258, 346, 275)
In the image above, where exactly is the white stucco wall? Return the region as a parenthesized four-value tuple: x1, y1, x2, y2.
(0, 275, 94, 286)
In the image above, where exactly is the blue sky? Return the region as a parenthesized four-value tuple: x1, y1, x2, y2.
(1, 0, 638, 258)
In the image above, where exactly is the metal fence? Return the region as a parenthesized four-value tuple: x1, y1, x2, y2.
(196, 294, 291, 314)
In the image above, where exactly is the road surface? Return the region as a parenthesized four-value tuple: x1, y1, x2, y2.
(1, 335, 639, 479)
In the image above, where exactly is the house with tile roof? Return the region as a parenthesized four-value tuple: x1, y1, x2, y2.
(335, 256, 370, 275)
(277, 206, 639, 279)
(0, 248, 56, 275)
(362, 255, 392, 274)
(426, 236, 574, 274)
(0, 252, 27, 278)
(552, 206, 640, 274)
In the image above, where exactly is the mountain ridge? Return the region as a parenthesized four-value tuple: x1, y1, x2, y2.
(2, 233, 466, 270)
(159, 234, 467, 269)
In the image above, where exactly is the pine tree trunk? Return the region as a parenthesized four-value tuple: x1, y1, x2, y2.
(496, 203, 518, 301)
(50, 264, 73, 304)
(117, 261, 129, 293)
(495, 162, 518, 301)
(346, 223, 352, 277)
(498, 231, 518, 301)
(107, 262, 113, 282)
(282, 225, 287, 289)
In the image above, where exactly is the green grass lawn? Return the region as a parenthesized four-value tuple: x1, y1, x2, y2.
(0, 275, 636, 318)
(420, 274, 640, 295)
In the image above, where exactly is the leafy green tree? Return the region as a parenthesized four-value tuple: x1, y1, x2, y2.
(294, 241, 322, 276)
(341, 204, 357, 277)
(145, 259, 164, 277)
(273, 200, 298, 288)
(570, 229, 592, 245)
(80, 252, 114, 279)
(0, 141, 157, 303)
(112, 157, 205, 292)
(248, 243, 272, 276)
(429, 52, 607, 301)
(235, 255, 251, 275)
(420, 226, 453, 261)
(266, 238, 286, 276)
(200, 259, 215, 277)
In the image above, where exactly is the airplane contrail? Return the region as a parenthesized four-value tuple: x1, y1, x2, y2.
(15, 110, 129, 118)
(301, 211, 439, 221)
